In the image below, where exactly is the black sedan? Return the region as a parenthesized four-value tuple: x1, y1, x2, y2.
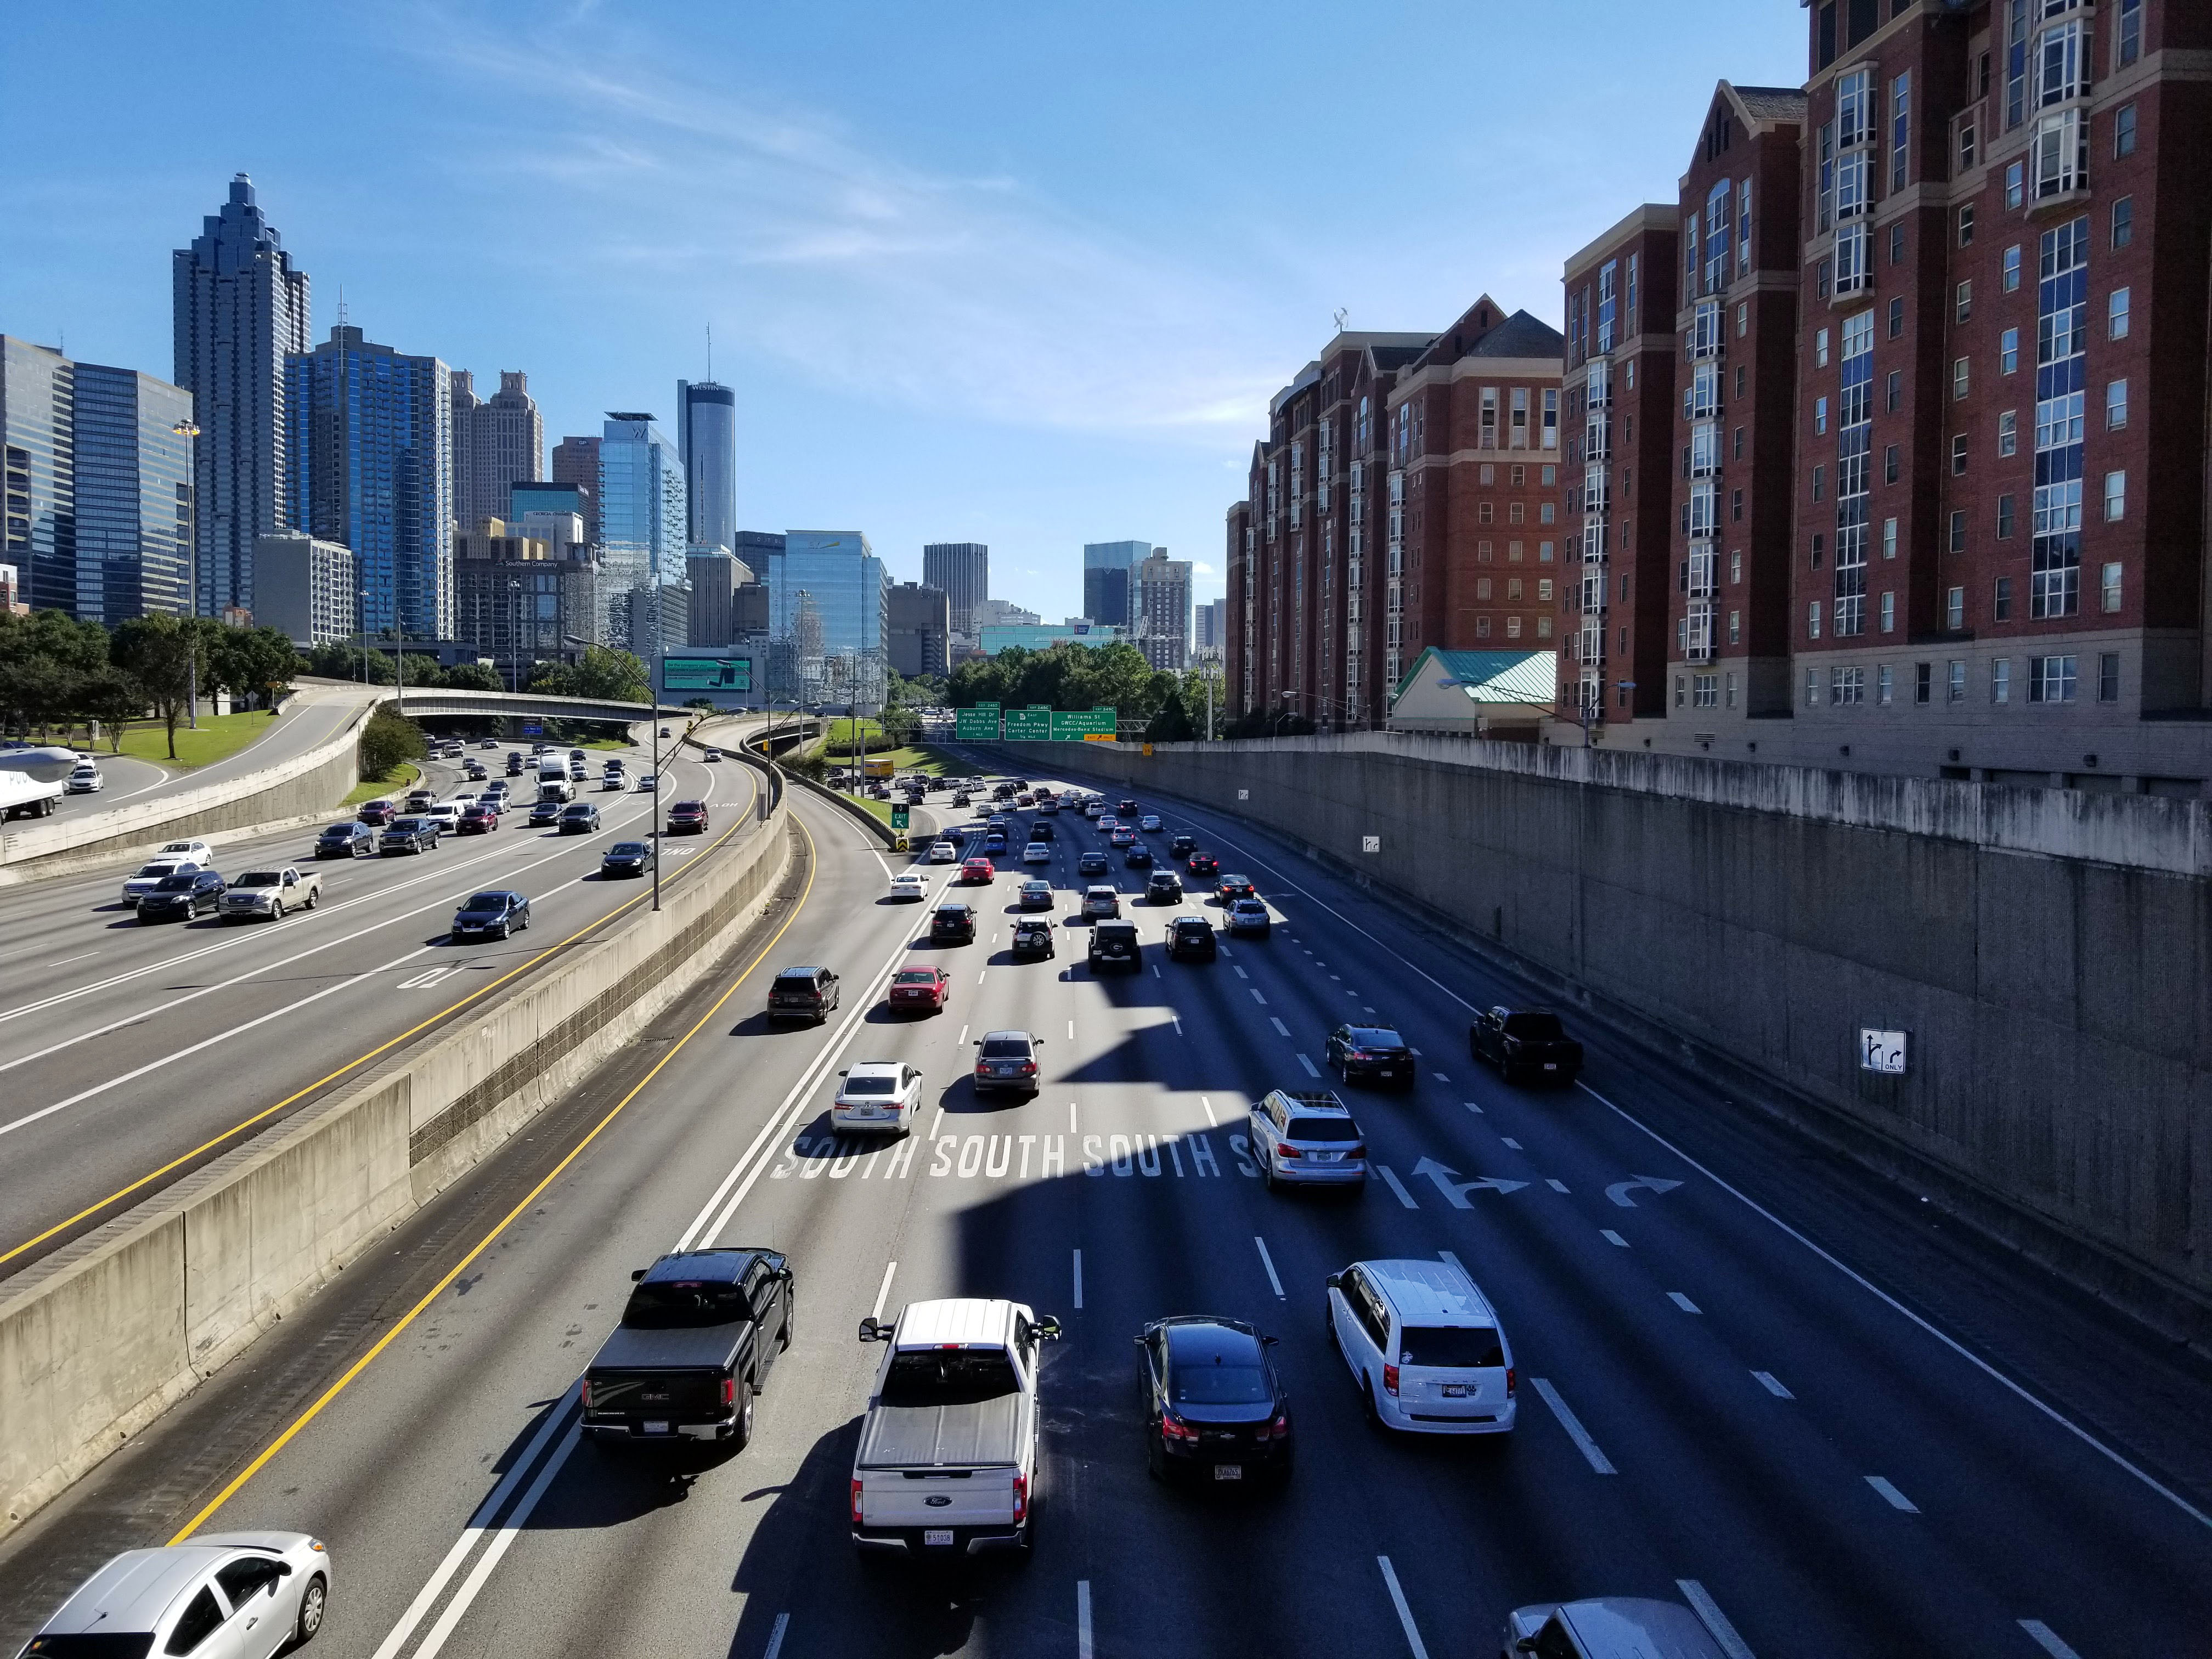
(1077, 851, 1110, 877)
(528, 800, 564, 828)
(1187, 853, 1220, 879)
(1325, 1024, 1415, 1090)
(1124, 844, 1154, 868)
(451, 890, 531, 941)
(601, 840, 656, 878)
(316, 821, 376, 859)
(137, 870, 226, 921)
(1137, 1316, 1291, 1487)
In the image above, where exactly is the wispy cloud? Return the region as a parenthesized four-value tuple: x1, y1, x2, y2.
(407, 15, 1282, 441)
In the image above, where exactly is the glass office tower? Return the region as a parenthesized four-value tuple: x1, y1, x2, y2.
(676, 380, 736, 554)
(1082, 539, 1149, 628)
(71, 364, 193, 624)
(766, 530, 885, 704)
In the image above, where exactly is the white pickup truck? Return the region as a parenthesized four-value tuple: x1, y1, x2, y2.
(851, 1297, 1060, 1558)
(217, 864, 323, 922)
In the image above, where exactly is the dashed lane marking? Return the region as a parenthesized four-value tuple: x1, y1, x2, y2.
(1253, 1235, 1285, 1298)
(1752, 1370, 1792, 1398)
(1865, 1475, 1919, 1513)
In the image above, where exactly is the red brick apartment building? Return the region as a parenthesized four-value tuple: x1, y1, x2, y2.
(1227, 303, 1564, 729)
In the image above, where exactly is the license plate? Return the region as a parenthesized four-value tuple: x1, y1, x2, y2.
(1544, 1062, 1559, 1071)
(643, 1420, 670, 1434)
(1377, 1069, 1396, 1078)
(1212, 1464, 1243, 1481)
(995, 1066, 1018, 1076)
(923, 1528, 955, 1547)
(1312, 1151, 1339, 1162)
(1441, 1384, 1469, 1398)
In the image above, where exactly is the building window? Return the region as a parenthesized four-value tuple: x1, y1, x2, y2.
(1511, 387, 1530, 448)
(1542, 388, 1559, 449)
(1992, 658, 2011, 703)
(1736, 302, 1748, 337)
(1479, 501, 1494, 525)
(2112, 198, 2134, 250)
(1892, 72, 1912, 191)
(1725, 672, 1739, 707)
(2098, 651, 2120, 702)
(1812, 465, 1825, 502)
(1953, 359, 1970, 402)
(1995, 575, 2014, 620)
(1881, 591, 1897, 632)
(1731, 489, 1742, 522)
(1882, 517, 1897, 560)
(1505, 616, 1523, 639)
(1539, 503, 1555, 525)
(2104, 470, 2126, 521)
(2101, 561, 2122, 613)
(1878, 664, 1895, 705)
(1735, 366, 1746, 399)
(1885, 369, 1902, 412)
(2003, 246, 2022, 293)
(1480, 386, 1498, 448)
(2100, 379, 2127, 431)
(1833, 666, 1865, 706)
(1808, 600, 1822, 640)
(2109, 287, 2130, 338)
(1946, 586, 1965, 629)
(1811, 535, 1825, 569)
(1915, 662, 1932, 704)
(1959, 119, 1978, 172)
(1884, 444, 1899, 484)
(1997, 410, 2018, 456)
(1733, 426, 1744, 460)
(2000, 328, 2019, 375)
(1997, 494, 2016, 538)
(1805, 669, 1822, 708)
(1957, 204, 1974, 247)
(1950, 509, 1967, 550)
(1956, 280, 1973, 322)
(1475, 577, 1492, 601)
(1730, 550, 1742, 584)
(2118, 0, 2142, 66)
(2005, 161, 2025, 209)
(1694, 673, 1718, 708)
(1476, 616, 1491, 638)
(2029, 654, 2077, 703)
(1951, 436, 1969, 476)
(1889, 222, 1906, 266)
(1947, 661, 1966, 703)
(2114, 103, 2137, 159)
(1509, 501, 1525, 526)
(1677, 674, 1688, 708)
(1728, 610, 1741, 644)
(1814, 328, 1830, 369)
(1537, 578, 1553, 602)
(1815, 396, 1829, 436)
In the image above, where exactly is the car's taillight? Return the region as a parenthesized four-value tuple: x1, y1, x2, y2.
(851, 1478, 865, 1525)
(1278, 1143, 1304, 1159)
(1011, 1471, 1029, 1522)
(1267, 1413, 1291, 1441)
(1383, 1364, 1400, 1396)
(1505, 1368, 1517, 1398)
(1345, 1144, 1365, 1159)
(1160, 1415, 1200, 1443)
(580, 1380, 594, 1409)
(1020, 1061, 1037, 1075)
(721, 1376, 737, 1408)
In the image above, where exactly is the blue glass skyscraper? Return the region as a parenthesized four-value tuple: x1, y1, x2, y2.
(676, 381, 736, 554)
(766, 531, 885, 702)
(1083, 539, 1150, 628)
(70, 364, 193, 624)
(285, 325, 454, 640)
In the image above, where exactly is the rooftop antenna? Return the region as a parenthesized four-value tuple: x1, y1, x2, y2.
(338, 285, 348, 326)
(706, 323, 713, 381)
(1333, 307, 1348, 333)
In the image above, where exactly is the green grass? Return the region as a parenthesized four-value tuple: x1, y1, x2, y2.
(820, 717, 889, 749)
(114, 709, 281, 770)
(842, 794, 893, 823)
(342, 761, 421, 808)
(866, 744, 960, 776)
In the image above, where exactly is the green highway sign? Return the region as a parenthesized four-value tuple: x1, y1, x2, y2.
(955, 703, 1001, 740)
(1002, 708, 1053, 741)
(889, 804, 910, 830)
(1049, 708, 1118, 741)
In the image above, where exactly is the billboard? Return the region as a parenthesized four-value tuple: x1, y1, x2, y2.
(663, 654, 752, 691)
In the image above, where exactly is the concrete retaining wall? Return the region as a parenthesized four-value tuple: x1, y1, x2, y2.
(0, 766, 795, 1533)
(1007, 733, 2212, 1336)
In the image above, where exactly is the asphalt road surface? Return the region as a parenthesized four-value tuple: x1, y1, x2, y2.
(0, 757, 2205, 1658)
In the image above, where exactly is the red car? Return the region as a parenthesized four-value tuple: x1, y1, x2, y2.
(961, 856, 996, 884)
(888, 966, 950, 1013)
(457, 804, 500, 834)
(667, 800, 709, 834)
(1187, 853, 1220, 878)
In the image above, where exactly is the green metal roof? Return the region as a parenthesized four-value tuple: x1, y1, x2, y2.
(1393, 647, 1555, 705)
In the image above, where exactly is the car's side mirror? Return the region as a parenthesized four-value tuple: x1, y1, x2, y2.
(1036, 1316, 1064, 1341)
(1261, 1334, 1279, 1346)
(858, 1316, 884, 1342)
(1324, 1273, 1342, 1291)
(838, 1070, 848, 1078)
(1516, 1641, 1539, 1655)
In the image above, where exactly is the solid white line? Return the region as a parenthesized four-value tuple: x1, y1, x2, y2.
(1865, 1474, 1919, 1513)
(1297, 1053, 1321, 1078)
(411, 1425, 579, 1659)
(1578, 1079, 2212, 1531)
(870, 1261, 898, 1322)
(1376, 1556, 1430, 1659)
(2016, 1620, 2082, 1659)
(1752, 1370, 1793, 1398)
(1674, 1581, 1756, 1659)
(1375, 1165, 1420, 1210)
(761, 1612, 791, 1659)
(1076, 1581, 1093, 1659)
(1530, 1378, 1616, 1474)
(40, 951, 100, 969)
(1545, 1178, 1570, 1193)
(1252, 1235, 1285, 1298)
(1072, 1248, 1084, 1310)
(1668, 1291, 1703, 1314)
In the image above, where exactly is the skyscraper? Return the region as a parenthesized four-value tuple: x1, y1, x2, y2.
(765, 531, 886, 704)
(173, 174, 310, 618)
(451, 369, 543, 532)
(286, 325, 455, 641)
(887, 581, 951, 677)
(676, 380, 737, 554)
(599, 413, 688, 654)
(70, 363, 194, 624)
(1083, 539, 1149, 629)
(922, 541, 989, 637)
(1, 337, 77, 616)
(551, 436, 601, 546)
(1134, 547, 1193, 671)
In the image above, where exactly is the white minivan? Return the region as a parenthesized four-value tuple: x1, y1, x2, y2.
(1325, 1257, 1515, 1435)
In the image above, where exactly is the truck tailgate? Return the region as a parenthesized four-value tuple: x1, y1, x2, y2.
(860, 1467, 1018, 1528)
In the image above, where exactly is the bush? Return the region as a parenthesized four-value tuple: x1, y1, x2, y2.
(360, 706, 428, 780)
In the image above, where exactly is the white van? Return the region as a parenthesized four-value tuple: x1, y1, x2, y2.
(1325, 1257, 1515, 1435)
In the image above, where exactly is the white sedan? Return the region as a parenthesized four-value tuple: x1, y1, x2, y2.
(1022, 840, 1052, 864)
(888, 872, 928, 902)
(156, 838, 215, 864)
(929, 840, 960, 863)
(21, 1529, 332, 1657)
(1139, 814, 1163, 833)
(833, 1060, 925, 1134)
(66, 764, 103, 793)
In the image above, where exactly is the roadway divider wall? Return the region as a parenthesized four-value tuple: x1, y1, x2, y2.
(995, 734, 2212, 1343)
(0, 764, 795, 1536)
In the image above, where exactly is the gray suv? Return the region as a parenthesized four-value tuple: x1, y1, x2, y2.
(1503, 1598, 1730, 1657)
(1249, 1089, 1365, 1189)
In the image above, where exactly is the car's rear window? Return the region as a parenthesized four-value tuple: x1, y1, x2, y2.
(1170, 1362, 1271, 1406)
(773, 971, 821, 989)
(1285, 1117, 1361, 1143)
(881, 1349, 1020, 1407)
(1350, 1028, 1407, 1049)
(1398, 1325, 1504, 1369)
(979, 1037, 1030, 1058)
(893, 970, 935, 984)
(18, 1637, 157, 1658)
(1502, 1012, 1565, 1040)
(620, 1279, 748, 1329)
(843, 1076, 896, 1096)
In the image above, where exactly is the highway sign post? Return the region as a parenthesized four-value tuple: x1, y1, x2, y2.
(955, 703, 1001, 741)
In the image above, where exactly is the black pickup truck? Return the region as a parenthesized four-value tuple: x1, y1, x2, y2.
(582, 1248, 794, 1450)
(1467, 1006, 1584, 1086)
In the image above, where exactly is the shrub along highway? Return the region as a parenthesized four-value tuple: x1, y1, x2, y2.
(0, 759, 2205, 1657)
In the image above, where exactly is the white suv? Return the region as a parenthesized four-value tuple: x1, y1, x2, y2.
(834, 1062, 924, 1133)
(1325, 1258, 1515, 1435)
(1249, 1090, 1366, 1189)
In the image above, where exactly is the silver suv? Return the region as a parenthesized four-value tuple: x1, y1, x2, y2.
(1249, 1090, 1365, 1189)
(1325, 1257, 1515, 1435)
(1503, 1597, 1730, 1657)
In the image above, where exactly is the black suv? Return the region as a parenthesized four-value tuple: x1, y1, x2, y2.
(316, 821, 375, 859)
(1087, 919, 1141, 973)
(932, 903, 978, 945)
(1169, 834, 1197, 860)
(1146, 871, 1183, 904)
(1011, 917, 1056, 958)
(137, 869, 227, 921)
(768, 966, 839, 1023)
(1124, 844, 1153, 868)
(559, 803, 602, 834)
(380, 816, 441, 855)
(1165, 916, 1217, 961)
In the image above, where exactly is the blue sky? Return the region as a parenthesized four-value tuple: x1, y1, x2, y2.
(2, 1, 1804, 622)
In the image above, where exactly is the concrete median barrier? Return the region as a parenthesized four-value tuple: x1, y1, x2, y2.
(0, 759, 794, 1535)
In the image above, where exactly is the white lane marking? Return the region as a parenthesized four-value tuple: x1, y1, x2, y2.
(1071, 1248, 1084, 1310)
(1752, 1370, 1793, 1398)
(395, 964, 458, 990)
(1581, 1080, 2212, 1532)
(1233, 966, 1249, 979)
(1432, 1072, 1449, 1082)
(870, 1261, 898, 1322)
(1530, 1378, 1616, 1474)
(1500, 1137, 1522, 1150)
(977, 970, 987, 984)
(1462, 1100, 1483, 1115)
(1545, 1178, 1570, 1193)
(1865, 1475, 1919, 1513)
(2016, 1620, 2082, 1659)
(1068, 1101, 1077, 1133)
(1674, 1581, 1756, 1659)
(1375, 1165, 1420, 1210)
(1170, 1011, 1181, 1034)
(761, 1612, 791, 1659)
(1250, 988, 1267, 1005)
(1268, 1015, 1289, 1036)
(1377, 1556, 1430, 1659)
(1601, 1229, 1630, 1248)
(1067, 1020, 1075, 1039)
(1200, 1096, 1217, 1126)
(1076, 1582, 1093, 1659)
(1152, 963, 1161, 978)
(1217, 943, 1233, 956)
(927, 1107, 943, 1142)
(1252, 1235, 1285, 1298)
(1668, 1291, 1703, 1314)
(1297, 1053, 1321, 1078)
(365, 1387, 580, 1659)
(410, 1425, 580, 1659)
(957, 1024, 968, 1045)
(40, 952, 100, 969)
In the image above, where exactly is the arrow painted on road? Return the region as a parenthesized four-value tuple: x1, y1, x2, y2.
(1412, 1156, 1528, 1207)
(1605, 1175, 1684, 1208)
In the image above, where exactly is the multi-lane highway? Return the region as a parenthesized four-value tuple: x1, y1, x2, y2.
(1, 756, 2207, 1657)
(0, 726, 751, 1278)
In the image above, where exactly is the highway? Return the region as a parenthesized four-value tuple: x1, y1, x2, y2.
(1, 757, 2207, 1657)
(0, 726, 752, 1278)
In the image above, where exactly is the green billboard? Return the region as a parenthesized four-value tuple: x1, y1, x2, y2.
(1002, 708, 1052, 741)
(955, 703, 1001, 740)
(1049, 708, 1118, 740)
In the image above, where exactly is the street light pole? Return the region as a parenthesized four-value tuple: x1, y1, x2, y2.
(171, 420, 201, 730)
(651, 562, 664, 914)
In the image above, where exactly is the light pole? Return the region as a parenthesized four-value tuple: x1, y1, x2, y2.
(507, 578, 523, 692)
(651, 562, 664, 913)
(171, 420, 201, 729)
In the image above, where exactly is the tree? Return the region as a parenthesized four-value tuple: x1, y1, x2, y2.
(204, 624, 303, 709)
(0, 609, 110, 738)
(1146, 688, 1194, 743)
(110, 613, 203, 759)
(359, 706, 427, 781)
(568, 645, 652, 703)
(441, 661, 504, 692)
(78, 670, 148, 750)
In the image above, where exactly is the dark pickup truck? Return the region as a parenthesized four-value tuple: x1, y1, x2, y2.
(582, 1248, 794, 1449)
(1468, 1007, 1584, 1086)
